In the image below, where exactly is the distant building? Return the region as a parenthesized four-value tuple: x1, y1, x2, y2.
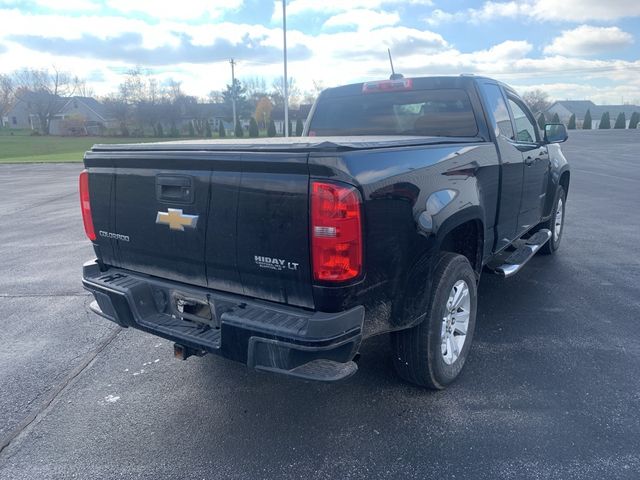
(5, 92, 116, 135)
(545, 100, 640, 128)
(271, 104, 312, 135)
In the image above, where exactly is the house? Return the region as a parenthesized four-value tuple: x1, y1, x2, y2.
(5, 92, 116, 135)
(545, 100, 640, 128)
(50, 96, 117, 135)
(271, 104, 312, 135)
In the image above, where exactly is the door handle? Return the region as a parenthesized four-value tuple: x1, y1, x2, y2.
(525, 156, 534, 166)
(156, 175, 194, 203)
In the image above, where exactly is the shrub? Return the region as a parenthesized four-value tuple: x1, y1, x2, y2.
(598, 112, 610, 129)
(613, 112, 626, 129)
(188, 122, 195, 137)
(629, 112, 640, 129)
(551, 113, 561, 124)
(295, 119, 303, 136)
(169, 121, 179, 137)
(249, 117, 259, 137)
(567, 114, 576, 130)
(156, 123, 164, 138)
(537, 113, 546, 130)
(267, 119, 276, 137)
(205, 122, 212, 138)
(218, 122, 226, 137)
(583, 110, 592, 130)
(234, 120, 243, 137)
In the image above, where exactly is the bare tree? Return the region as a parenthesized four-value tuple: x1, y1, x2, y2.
(271, 76, 301, 107)
(243, 76, 268, 100)
(13, 67, 75, 134)
(0, 74, 14, 127)
(73, 76, 94, 98)
(521, 89, 552, 115)
(302, 79, 325, 105)
(166, 78, 183, 103)
(208, 90, 224, 103)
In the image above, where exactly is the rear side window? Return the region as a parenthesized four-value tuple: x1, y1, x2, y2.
(508, 99, 538, 144)
(308, 89, 478, 137)
(480, 83, 514, 140)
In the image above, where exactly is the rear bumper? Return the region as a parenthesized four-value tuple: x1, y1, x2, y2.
(82, 260, 364, 381)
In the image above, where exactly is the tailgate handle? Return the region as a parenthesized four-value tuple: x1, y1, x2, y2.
(156, 175, 194, 204)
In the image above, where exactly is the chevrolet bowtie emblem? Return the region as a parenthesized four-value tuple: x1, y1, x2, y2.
(155, 208, 198, 231)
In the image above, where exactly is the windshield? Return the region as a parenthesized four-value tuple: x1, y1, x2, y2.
(308, 88, 479, 137)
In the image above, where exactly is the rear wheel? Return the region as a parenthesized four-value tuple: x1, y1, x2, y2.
(538, 186, 566, 255)
(391, 253, 477, 389)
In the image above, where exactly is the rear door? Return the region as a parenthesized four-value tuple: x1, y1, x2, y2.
(477, 82, 524, 252)
(90, 148, 314, 308)
(505, 96, 550, 232)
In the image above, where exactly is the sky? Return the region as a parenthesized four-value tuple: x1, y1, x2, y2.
(0, 0, 639, 104)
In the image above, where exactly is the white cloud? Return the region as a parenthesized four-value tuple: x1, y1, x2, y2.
(323, 9, 400, 31)
(274, 0, 432, 21)
(544, 25, 634, 56)
(1, 6, 639, 104)
(426, 0, 640, 25)
(105, 0, 243, 21)
(33, 0, 101, 11)
(530, 0, 640, 22)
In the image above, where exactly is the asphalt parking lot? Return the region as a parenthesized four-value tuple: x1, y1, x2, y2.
(0, 130, 639, 479)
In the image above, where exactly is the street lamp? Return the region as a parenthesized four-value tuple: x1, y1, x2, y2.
(282, 0, 289, 137)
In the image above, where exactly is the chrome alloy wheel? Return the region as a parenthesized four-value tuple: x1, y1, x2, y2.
(441, 280, 471, 365)
(554, 197, 564, 241)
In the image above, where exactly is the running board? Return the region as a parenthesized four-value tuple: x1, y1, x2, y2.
(494, 229, 552, 278)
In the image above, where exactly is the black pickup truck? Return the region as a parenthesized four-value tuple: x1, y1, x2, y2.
(81, 76, 570, 388)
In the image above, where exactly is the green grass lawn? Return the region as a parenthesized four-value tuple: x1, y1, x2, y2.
(0, 128, 293, 164)
(0, 130, 184, 163)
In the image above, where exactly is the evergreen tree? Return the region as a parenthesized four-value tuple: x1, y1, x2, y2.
(234, 120, 243, 137)
(218, 122, 226, 138)
(629, 112, 640, 129)
(205, 122, 212, 138)
(295, 119, 303, 136)
(537, 113, 546, 130)
(188, 122, 195, 137)
(567, 114, 576, 130)
(583, 109, 592, 130)
(599, 112, 611, 129)
(156, 123, 164, 138)
(613, 112, 626, 129)
(249, 117, 259, 137)
(551, 113, 560, 123)
(170, 120, 179, 137)
(267, 119, 277, 137)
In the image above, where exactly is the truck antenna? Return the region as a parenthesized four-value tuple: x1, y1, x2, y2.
(387, 49, 404, 80)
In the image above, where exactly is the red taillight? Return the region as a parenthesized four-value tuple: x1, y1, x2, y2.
(362, 78, 413, 94)
(311, 181, 362, 282)
(79, 170, 96, 241)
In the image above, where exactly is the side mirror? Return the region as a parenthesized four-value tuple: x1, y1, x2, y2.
(544, 123, 568, 144)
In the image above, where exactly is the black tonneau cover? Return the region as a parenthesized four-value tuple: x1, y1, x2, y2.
(89, 135, 482, 153)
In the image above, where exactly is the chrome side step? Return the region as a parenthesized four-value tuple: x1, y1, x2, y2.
(494, 229, 552, 278)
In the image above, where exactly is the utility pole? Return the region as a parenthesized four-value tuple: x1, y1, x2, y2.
(282, 0, 289, 137)
(229, 58, 237, 134)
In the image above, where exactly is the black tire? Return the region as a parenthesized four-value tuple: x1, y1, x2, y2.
(391, 253, 477, 389)
(538, 186, 566, 255)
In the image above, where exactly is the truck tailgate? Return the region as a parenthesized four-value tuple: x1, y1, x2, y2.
(84, 150, 314, 309)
